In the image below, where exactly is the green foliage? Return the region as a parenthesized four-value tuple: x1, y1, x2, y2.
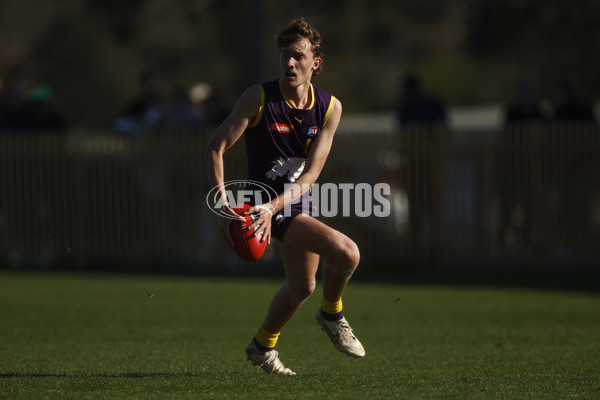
(1, 272, 599, 399)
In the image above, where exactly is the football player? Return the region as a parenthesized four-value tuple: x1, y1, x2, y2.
(205, 18, 365, 375)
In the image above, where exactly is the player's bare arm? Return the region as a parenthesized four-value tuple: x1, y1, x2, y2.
(205, 85, 262, 247)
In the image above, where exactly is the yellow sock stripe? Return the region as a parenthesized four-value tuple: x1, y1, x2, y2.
(255, 325, 280, 349)
(321, 295, 343, 314)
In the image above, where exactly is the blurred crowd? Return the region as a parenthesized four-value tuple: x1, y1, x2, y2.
(1, 65, 597, 135)
(110, 70, 228, 138)
(0, 67, 228, 135)
(396, 71, 597, 127)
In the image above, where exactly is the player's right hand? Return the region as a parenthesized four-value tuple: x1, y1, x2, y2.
(245, 203, 274, 245)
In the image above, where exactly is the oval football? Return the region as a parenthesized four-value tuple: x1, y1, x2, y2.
(229, 204, 266, 262)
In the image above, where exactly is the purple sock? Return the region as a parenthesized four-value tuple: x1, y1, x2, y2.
(320, 308, 344, 321)
(253, 338, 273, 352)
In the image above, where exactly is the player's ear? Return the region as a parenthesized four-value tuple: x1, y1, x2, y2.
(312, 57, 322, 72)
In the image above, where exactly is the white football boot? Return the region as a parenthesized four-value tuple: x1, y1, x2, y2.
(316, 309, 366, 358)
(245, 341, 296, 375)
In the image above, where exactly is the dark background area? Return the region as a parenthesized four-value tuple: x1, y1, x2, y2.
(1, 0, 598, 128)
(1, 1, 599, 286)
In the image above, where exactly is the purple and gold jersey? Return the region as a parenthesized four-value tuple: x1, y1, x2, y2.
(245, 78, 336, 195)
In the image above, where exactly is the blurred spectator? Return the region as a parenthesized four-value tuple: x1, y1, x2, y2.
(189, 82, 212, 122)
(163, 82, 229, 131)
(19, 84, 66, 131)
(163, 82, 212, 130)
(163, 85, 204, 130)
(1, 67, 66, 132)
(189, 82, 229, 126)
(397, 73, 446, 127)
(551, 72, 596, 123)
(112, 69, 165, 137)
(201, 86, 229, 125)
(504, 79, 545, 125)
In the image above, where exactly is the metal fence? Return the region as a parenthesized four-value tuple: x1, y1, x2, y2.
(1, 124, 599, 271)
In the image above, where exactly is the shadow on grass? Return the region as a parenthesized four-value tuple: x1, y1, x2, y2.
(0, 372, 201, 379)
(2, 260, 600, 294)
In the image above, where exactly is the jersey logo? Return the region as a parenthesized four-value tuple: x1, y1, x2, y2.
(269, 122, 294, 134)
(307, 126, 320, 137)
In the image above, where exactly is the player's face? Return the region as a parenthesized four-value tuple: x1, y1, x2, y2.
(280, 38, 321, 88)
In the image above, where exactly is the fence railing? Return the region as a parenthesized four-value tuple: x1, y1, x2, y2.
(1, 125, 599, 270)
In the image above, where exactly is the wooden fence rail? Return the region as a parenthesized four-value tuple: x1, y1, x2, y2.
(1, 125, 598, 270)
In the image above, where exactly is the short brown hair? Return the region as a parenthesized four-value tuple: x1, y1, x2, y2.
(276, 18, 324, 76)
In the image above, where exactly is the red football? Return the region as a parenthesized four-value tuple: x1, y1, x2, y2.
(229, 204, 267, 262)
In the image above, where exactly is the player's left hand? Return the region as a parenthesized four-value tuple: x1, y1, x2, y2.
(244, 203, 275, 244)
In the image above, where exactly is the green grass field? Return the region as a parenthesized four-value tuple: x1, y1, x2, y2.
(0, 271, 599, 399)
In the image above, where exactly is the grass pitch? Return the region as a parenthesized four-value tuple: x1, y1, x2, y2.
(0, 271, 599, 399)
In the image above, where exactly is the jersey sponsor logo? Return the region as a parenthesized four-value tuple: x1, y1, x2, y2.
(307, 126, 320, 137)
(269, 122, 294, 133)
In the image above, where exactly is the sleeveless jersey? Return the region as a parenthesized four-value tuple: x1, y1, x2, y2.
(245, 78, 336, 195)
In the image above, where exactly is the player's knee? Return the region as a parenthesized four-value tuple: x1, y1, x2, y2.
(336, 239, 360, 273)
(345, 240, 360, 270)
(288, 279, 316, 303)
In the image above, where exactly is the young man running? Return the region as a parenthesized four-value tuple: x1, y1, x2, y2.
(205, 18, 365, 375)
